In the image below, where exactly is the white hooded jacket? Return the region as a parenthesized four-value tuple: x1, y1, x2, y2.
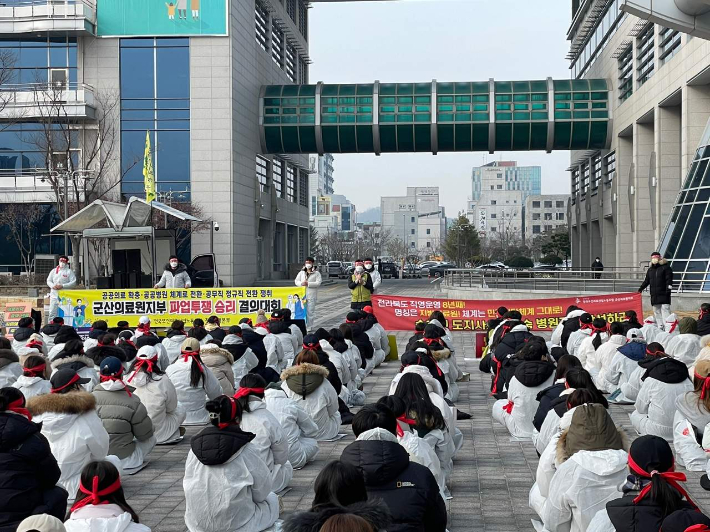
(566, 328, 592, 360)
(162, 333, 187, 364)
(12, 375, 51, 399)
(239, 398, 293, 493)
(492, 371, 555, 440)
(165, 355, 222, 425)
(631, 371, 693, 440)
(264, 387, 319, 469)
(666, 334, 702, 367)
(673, 391, 710, 471)
(396, 419, 446, 497)
(27, 391, 110, 497)
(592, 335, 627, 391)
(551, 310, 586, 346)
(319, 340, 351, 404)
(65, 504, 149, 532)
(222, 335, 259, 384)
(46, 263, 76, 300)
(578, 332, 609, 371)
(255, 328, 284, 371)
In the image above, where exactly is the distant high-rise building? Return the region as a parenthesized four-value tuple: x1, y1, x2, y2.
(471, 161, 541, 203)
(309, 154, 335, 219)
(381, 187, 446, 255)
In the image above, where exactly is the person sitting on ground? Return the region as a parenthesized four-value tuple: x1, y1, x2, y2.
(40, 317, 64, 351)
(559, 307, 586, 349)
(641, 315, 662, 344)
(533, 354, 582, 434)
(15, 333, 47, 359)
(406, 320, 428, 353)
(13, 355, 51, 399)
(281, 349, 341, 441)
(116, 331, 138, 368)
(83, 321, 108, 352)
(183, 395, 279, 532)
(279, 308, 303, 348)
(236, 374, 293, 493)
(47, 325, 80, 361)
(489, 310, 523, 352)
(133, 316, 153, 341)
(539, 403, 628, 532)
(316, 329, 356, 407)
(490, 318, 533, 398)
(253, 312, 285, 374)
(340, 404, 447, 532)
(239, 320, 280, 384)
(673, 359, 710, 471)
(0, 345, 22, 388)
(698, 303, 710, 337)
(550, 306, 583, 347)
(377, 395, 445, 498)
(620, 341, 667, 403)
(165, 338, 222, 425)
(341, 317, 374, 374)
(566, 313, 594, 360)
(338, 324, 365, 386)
(11, 317, 36, 354)
(592, 322, 628, 390)
(64, 461, 149, 532)
(16, 514, 66, 532)
(188, 318, 213, 346)
(421, 323, 458, 402)
(478, 318, 502, 374)
(360, 309, 386, 367)
(621, 310, 643, 334)
(666, 317, 702, 367)
(199, 342, 236, 395)
(662, 508, 710, 531)
(205, 316, 226, 343)
(300, 335, 344, 399)
(577, 318, 609, 369)
(50, 339, 99, 392)
(0, 387, 68, 529)
(691, 334, 710, 381)
(93, 357, 155, 473)
(221, 326, 259, 385)
(603, 328, 648, 403)
(85, 333, 127, 367)
(534, 369, 609, 459)
(327, 328, 365, 406)
(655, 313, 682, 347)
(586, 435, 698, 532)
(162, 320, 188, 364)
(134, 334, 168, 371)
(27, 368, 109, 497)
(264, 381, 319, 470)
(493, 340, 555, 440)
(630, 346, 691, 440)
(429, 311, 461, 384)
(269, 310, 298, 370)
(125, 346, 186, 445)
(401, 346, 448, 397)
(282, 460, 391, 532)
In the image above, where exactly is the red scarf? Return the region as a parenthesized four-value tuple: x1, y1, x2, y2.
(127, 356, 158, 383)
(136, 322, 151, 334)
(695, 372, 710, 400)
(627, 454, 697, 509)
(256, 322, 270, 332)
(687, 525, 710, 532)
(99, 372, 132, 397)
(422, 338, 438, 346)
(23, 364, 46, 378)
(120, 338, 136, 349)
(396, 415, 417, 437)
(25, 340, 43, 351)
(234, 387, 265, 400)
(181, 350, 204, 373)
(668, 320, 679, 334)
(70, 475, 123, 513)
(6, 398, 31, 421)
(218, 396, 238, 430)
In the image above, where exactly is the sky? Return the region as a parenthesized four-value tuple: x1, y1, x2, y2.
(308, 0, 573, 217)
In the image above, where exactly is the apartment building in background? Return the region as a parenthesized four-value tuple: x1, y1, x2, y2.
(381, 187, 446, 255)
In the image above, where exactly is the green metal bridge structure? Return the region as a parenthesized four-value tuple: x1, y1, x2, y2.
(259, 78, 612, 155)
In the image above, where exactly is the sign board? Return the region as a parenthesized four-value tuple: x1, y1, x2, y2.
(478, 208, 487, 230)
(3, 301, 33, 340)
(97, 0, 228, 37)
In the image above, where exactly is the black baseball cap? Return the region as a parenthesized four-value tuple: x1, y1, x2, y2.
(50, 368, 90, 393)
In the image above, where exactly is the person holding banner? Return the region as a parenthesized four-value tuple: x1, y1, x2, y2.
(46, 255, 76, 322)
(295, 257, 322, 327)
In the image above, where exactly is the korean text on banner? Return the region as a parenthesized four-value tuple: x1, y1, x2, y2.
(55, 287, 307, 328)
(371, 292, 643, 332)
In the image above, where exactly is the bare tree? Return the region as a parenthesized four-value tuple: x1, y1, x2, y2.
(0, 203, 45, 274)
(386, 238, 407, 261)
(157, 201, 213, 259)
(0, 48, 24, 130)
(491, 207, 523, 262)
(361, 226, 392, 260)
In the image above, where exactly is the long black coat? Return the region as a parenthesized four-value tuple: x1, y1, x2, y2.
(639, 262, 674, 306)
(0, 413, 67, 531)
(607, 493, 694, 532)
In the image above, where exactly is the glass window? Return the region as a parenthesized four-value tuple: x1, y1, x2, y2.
(675, 204, 705, 258)
(426, 228, 431, 234)
(286, 165, 295, 202)
(255, 0, 268, 52)
(491, 213, 497, 219)
(533, 225, 541, 234)
(556, 201, 565, 208)
(411, 217, 415, 223)
(273, 158, 283, 197)
(491, 200, 497, 205)
(659, 27, 681, 64)
(532, 201, 541, 208)
(256, 155, 269, 192)
(532, 213, 540, 220)
(410, 229, 415, 235)
(298, 0, 308, 39)
(556, 212, 565, 220)
(591, 154, 602, 190)
(618, 46, 633, 102)
(544, 213, 553, 220)
(604, 151, 616, 186)
(637, 24, 655, 87)
(271, 20, 284, 69)
(299, 170, 308, 207)
(544, 200, 553, 208)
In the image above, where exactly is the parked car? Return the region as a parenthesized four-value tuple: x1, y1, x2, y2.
(379, 262, 399, 279)
(428, 263, 457, 278)
(417, 260, 440, 275)
(327, 261, 346, 278)
(474, 262, 509, 271)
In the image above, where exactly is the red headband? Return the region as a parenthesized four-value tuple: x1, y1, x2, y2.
(687, 525, 710, 532)
(137, 322, 151, 333)
(25, 340, 43, 350)
(6, 398, 31, 421)
(181, 350, 204, 373)
(234, 387, 265, 400)
(70, 475, 122, 513)
(580, 322, 595, 331)
(395, 414, 417, 437)
(51, 373, 81, 394)
(23, 364, 46, 378)
(218, 396, 238, 430)
(422, 337, 438, 346)
(700, 309, 709, 319)
(345, 319, 357, 324)
(127, 356, 158, 382)
(303, 343, 318, 350)
(627, 453, 697, 509)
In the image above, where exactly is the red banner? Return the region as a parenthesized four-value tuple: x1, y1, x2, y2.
(371, 292, 643, 332)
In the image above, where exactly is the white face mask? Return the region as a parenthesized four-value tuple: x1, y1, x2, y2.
(305, 263, 313, 270)
(365, 263, 373, 270)
(170, 261, 178, 268)
(355, 266, 364, 273)
(651, 258, 659, 265)
(59, 261, 68, 269)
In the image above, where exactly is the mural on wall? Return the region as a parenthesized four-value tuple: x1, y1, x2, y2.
(97, 0, 228, 37)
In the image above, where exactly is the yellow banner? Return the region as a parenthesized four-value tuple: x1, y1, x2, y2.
(55, 287, 307, 329)
(143, 130, 156, 203)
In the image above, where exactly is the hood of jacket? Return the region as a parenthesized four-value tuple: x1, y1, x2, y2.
(0, 348, 19, 370)
(221, 334, 243, 347)
(0, 411, 39, 451)
(430, 346, 451, 361)
(269, 320, 290, 335)
(166, 329, 186, 341)
(205, 323, 222, 333)
(86, 344, 126, 364)
(536, 381, 566, 402)
(190, 425, 255, 465)
(341, 432, 410, 485)
(282, 499, 391, 532)
(189, 327, 209, 341)
(88, 328, 106, 340)
(13, 327, 34, 343)
(281, 363, 328, 397)
(54, 326, 80, 345)
(199, 344, 234, 365)
(40, 323, 62, 337)
(618, 341, 647, 361)
(641, 356, 689, 384)
(556, 404, 628, 463)
(51, 353, 95, 371)
(676, 392, 710, 429)
(164, 262, 187, 275)
(27, 390, 95, 416)
(514, 360, 555, 387)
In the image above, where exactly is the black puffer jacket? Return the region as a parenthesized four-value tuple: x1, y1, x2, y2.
(490, 326, 532, 394)
(622, 319, 643, 334)
(607, 493, 694, 532)
(85, 344, 127, 365)
(0, 413, 67, 530)
(340, 435, 446, 532)
(698, 314, 710, 337)
(206, 326, 226, 343)
(405, 333, 424, 352)
(350, 322, 374, 363)
(190, 425, 255, 465)
(12, 327, 34, 344)
(639, 261, 674, 306)
(641, 356, 689, 384)
(514, 360, 555, 388)
(87, 328, 107, 341)
(533, 381, 565, 431)
(40, 323, 62, 338)
(53, 326, 80, 346)
(283, 500, 391, 532)
(241, 329, 269, 368)
(561, 317, 581, 349)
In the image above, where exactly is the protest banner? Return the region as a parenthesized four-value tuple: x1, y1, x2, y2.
(371, 292, 642, 332)
(56, 287, 307, 328)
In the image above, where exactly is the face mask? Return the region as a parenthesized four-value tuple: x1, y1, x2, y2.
(651, 258, 659, 265)
(59, 261, 68, 269)
(170, 261, 178, 268)
(365, 263, 373, 270)
(305, 263, 313, 270)
(355, 266, 364, 273)
(595, 259, 600, 263)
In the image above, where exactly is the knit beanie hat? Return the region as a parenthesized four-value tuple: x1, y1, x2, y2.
(255, 309, 268, 325)
(679, 317, 698, 335)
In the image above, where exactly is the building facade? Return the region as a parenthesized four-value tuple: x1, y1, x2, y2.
(0, 0, 330, 284)
(524, 194, 568, 244)
(381, 187, 446, 255)
(467, 190, 524, 241)
(312, 193, 356, 233)
(308, 153, 334, 219)
(471, 161, 541, 203)
(567, 0, 710, 287)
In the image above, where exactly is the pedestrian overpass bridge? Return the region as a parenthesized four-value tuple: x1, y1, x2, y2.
(259, 78, 611, 155)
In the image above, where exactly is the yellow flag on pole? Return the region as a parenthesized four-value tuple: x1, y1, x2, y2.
(143, 130, 156, 203)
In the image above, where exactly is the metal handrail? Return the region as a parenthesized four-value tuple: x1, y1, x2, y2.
(0, 0, 96, 9)
(0, 82, 95, 93)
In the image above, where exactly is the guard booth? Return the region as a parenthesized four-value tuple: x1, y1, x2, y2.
(51, 197, 219, 288)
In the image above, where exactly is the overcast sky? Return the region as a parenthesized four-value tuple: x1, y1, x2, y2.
(309, 0, 572, 217)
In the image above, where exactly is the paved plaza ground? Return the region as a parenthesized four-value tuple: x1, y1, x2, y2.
(120, 280, 710, 531)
